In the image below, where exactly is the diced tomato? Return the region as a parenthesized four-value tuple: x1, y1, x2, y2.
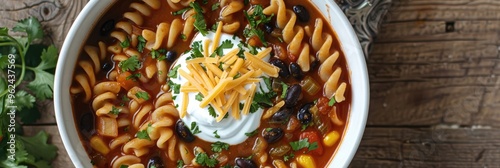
(316, 97, 332, 115)
(117, 71, 139, 90)
(299, 131, 324, 155)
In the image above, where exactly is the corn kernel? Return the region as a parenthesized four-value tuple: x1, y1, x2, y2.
(323, 131, 340, 147)
(296, 154, 316, 168)
(90, 136, 110, 155)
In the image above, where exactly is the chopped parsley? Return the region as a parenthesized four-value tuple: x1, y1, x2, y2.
(118, 55, 141, 72)
(168, 80, 181, 94)
(168, 64, 181, 78)
(195, 153, 218, 167)
(245, 129, 258, 137)
(281, 82, 288, 98)
(283, 153, 295, 162)
(151, 49, 167, 61)
(328, 97, 336, 106)
(189, 2, 208, 36)
(187, 41, 204, 60)
(195, 92, 204, 101)
(135, 91, 150, 100)
(180, 33, 187, 40)
(211, 2, 220, 11)
(289, 138, 318, 151)
(243, 5, 273, 46)
(208, 105, 217, 118)
(136, 130, 151, 140)
(172, 7, 192, 16)
(120, 165, 129, 168)
(210, 39, 233, 57)
(137, 35, 146, 53)
(120, 37, 130, 48)
(213, 130, 221, 139)
(109, 106, 121, 115)
(177, 160, 184, 168)
(211, 141, 229, 152)
(190, 122, 201, 134)
(125, 73, 141, 81)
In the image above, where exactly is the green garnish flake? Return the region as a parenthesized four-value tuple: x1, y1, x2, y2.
(211, 141, 229, 152)
(189, 2, 208, 36)
(283, 153, 295, 162)
(210, 39, 233, 57)
(137, 35, 146, 53)
(213, 130, 221, 139)
(289, 138, 318, 151)
(208, 105, 217, 118)
(120, 37, 130, 48)
(281, 82, 288, 98)
(195, 92, 204, 101)
(190, 122, 201, 134)
(126, 73, 141, 81)
(328, 97, 336, 106)
(119, 55, 141, 72)
(135, 91, 150, 100)
(109, 106, 121, 115)
(136, 130, 151, 140)
(195, 152, 218, 167)
(180, 33, 187, 40)
(243, 5, 273, 46)
(187, 41, 204, 60)
(173, 7, 192, 16)
(245, 129, 258, 137)
(168, 64, 181, 78)
(120, 165, 129, 168)
(168, 80, 181, 94)
(211, 2, 220, 11)
(177, 160, 185, 168)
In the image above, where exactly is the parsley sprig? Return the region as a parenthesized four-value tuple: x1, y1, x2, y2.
(243, 5, 273, 46)
(189, 2, 209, 36)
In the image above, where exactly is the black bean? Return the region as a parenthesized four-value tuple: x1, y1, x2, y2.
(101, 62, 113, 72)
(263, 23, 274, 34)
(262, 128, 284, 143)
(270, 107, 292, 123)
(285, 84, 302, 107)
(310, 60, 320, 71)
(147, 156, 164, 168)
(293, 5, 310, 22)
(100, 19, 115, 36)
(270, 59, 290, 78)
(289, 62, 304, 80)
(297, 103, 313, 124)
(166, 51, 177, 62)
(175, 119, 195, 142)
(235, 158, 258, 168)
(80, 112, 94, 139)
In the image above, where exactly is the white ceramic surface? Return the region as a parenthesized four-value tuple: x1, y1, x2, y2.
(54, 0, 369, 167)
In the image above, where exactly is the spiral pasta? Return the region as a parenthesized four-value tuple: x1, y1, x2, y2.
(70, 42, 107, 102)
(219, 0, 244, 34)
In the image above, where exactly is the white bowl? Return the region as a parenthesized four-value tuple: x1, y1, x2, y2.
(54, 0, 369, 167)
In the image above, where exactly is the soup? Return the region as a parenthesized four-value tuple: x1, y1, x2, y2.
(70, 0, 351, 167)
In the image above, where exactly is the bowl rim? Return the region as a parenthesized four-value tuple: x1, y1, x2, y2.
(54, 0, 369, 167)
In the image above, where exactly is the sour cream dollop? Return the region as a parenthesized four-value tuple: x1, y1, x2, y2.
(170, 32, 271, 145)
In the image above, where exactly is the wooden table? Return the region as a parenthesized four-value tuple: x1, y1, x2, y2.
(3, 0, 499, 167)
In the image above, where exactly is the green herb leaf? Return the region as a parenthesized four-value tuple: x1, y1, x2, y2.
(308, 141, 319, 151)
(18, 131, 58, 161)
(120, 37, 130, 48)
(137, 130, 151, 140)
(168, 80, 181, 94)
(211, 39, 233, 57)
(208, 105, 217, 118)
(119, 55, 141, 72)
(195, 153, 218, 167)
(243, 5, 272, 46)
(190, 122, 201, 134)
(180, 33, 187, 40)
(328, 97, 336, 106)
(12, 16, 43, 43)
(135, 91, 150, 100)
(290, 138, 310, 151)
(187, 41, 204, 60)
(173, 7, 192, 16)
(137, 35, 146, 53)
(120, 165, 129, 168)
(211, 141, 229, 152)
(195, 92, 204, 101)
(213, 130, 221, 139)
(168, 64, 181, 78)
(211, 2, 220, 11)
(283, 153, 295, 162)
(109, 106, 121, 115)
(126, 73, 141, 81)
(177, 160, 185, 168)
(245, 129, 258, 137)
(281, 82, 288, 98)
(189, 2, 208, 36)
